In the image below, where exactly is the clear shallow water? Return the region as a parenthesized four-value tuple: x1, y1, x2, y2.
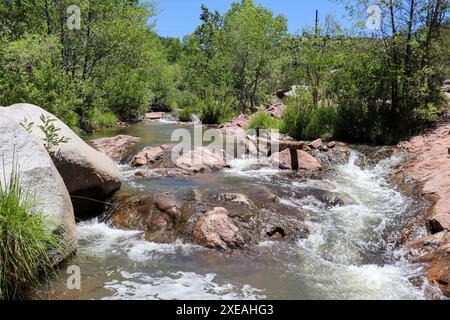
(39, 122, 434, 300)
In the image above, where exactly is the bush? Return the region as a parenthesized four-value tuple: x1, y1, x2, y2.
(281, 90, 336, 141)
(178, 108, 193, 122)
(81, 107, 118, 132)
(199, 89, 237, 124)
(0, 165, 66, 300)
(247, 111, 282, 134)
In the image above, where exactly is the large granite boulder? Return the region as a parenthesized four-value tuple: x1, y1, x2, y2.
(0, 104, 122, 217)
(0, 115, 77, 258)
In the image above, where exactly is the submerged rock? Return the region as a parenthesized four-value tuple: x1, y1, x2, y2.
(0, 114, 77, 259)
(90, 135, 141, 161)
(0, 104, 122, 218)
(219, 193, 252, 207)
(109, 187, 309, 249)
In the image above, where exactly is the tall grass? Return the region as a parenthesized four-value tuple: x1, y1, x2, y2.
(281, 93, 337, 141)
(0, 162, 66, 300)
(199, 89, 237, 124)
(178, 108, 194, 122)
(247, 111, 282, 134)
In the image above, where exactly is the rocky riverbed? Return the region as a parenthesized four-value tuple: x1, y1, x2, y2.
(34, 115, 446, 300)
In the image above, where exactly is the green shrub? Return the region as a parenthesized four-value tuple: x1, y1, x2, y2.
(281, 89, 336, 141)
(247, 111, 282, 134)
(178, 108, 193, 122)
(0, 165, 66, 300)
(81, 108, 118, 132)
(199, 89, 237, 124)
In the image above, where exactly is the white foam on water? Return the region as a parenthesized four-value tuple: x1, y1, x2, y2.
(224, 157, 279, 179)
(158, 114, 178, 124)
(103, 271, 266, 300)
(77, 219, 264, 300)
(77, 219, 201, 259)
(280, 151, 430, 299)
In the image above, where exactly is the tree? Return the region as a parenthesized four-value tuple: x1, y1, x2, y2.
(221, 0, 288, 111)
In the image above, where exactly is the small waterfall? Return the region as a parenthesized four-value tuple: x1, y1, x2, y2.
(158, 113, 178, 124)
(191, 113, 201, 124)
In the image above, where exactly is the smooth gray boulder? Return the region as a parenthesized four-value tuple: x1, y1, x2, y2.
(0, 115, 77, 256)
(0, 104, 122, 217)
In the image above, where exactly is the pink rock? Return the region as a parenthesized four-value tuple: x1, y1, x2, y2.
(310, 138, 322, 149)
(91, 135, 141, 161)
(265, 103, 286, 119)
(132, 146, 165, 166)
(194, 207, 244, 249)
(219, 193, 252, 207)
(269, 149, 322, 171)
(175, 147, 225, 172)
(218, 114, 249, 136)
(145, 112, 166, 120)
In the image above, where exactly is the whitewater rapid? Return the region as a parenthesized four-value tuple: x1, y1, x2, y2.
(66, 150, 436, 300)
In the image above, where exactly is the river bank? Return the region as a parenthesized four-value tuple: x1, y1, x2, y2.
(399, 108, 450, 297)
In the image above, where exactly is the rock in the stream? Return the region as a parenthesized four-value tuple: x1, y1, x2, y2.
(90, 135, 141, 161)
(236, 138, 258, 157)
(0, 114, 77, 259)
(269, 148, 322, 171)
(110, 187, 309, 249)
(134, 168, 193, 179)
(219, 193, 252, 207)
(144, 112, 165, 120)
(175, 147, 226, 172)
(131, 145, 171, 166)
(0, 104, 122, 218)
(309, 138, 322, 149)
(194, 207, 244, 249)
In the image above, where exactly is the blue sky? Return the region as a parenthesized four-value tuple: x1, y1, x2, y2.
(151, 0, 350, 38)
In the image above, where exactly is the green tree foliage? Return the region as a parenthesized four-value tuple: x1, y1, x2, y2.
(329, 0, 450, 143)
(182, 0, 288, 116)
(0, 0, 448, 143)
(0, 0, 174, 130)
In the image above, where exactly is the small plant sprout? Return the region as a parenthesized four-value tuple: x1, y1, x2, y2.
(19, 118, 34, 134)
(37, 115, 70, 154)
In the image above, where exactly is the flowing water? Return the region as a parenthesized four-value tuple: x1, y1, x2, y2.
(39, 120, 436, 300)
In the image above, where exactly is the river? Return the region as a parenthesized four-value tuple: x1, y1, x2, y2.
(38, 119, 438, 300)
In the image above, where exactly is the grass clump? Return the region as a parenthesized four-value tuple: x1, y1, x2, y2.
(178, 108, 194, 122)
(281, 92, 337, 141)
(199, 89, 237, 124)
(0, 164, 66, 300)
(247, 111, 282, 134)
